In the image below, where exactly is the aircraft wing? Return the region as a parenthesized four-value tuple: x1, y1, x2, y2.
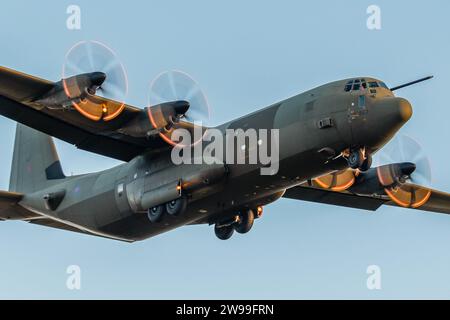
(0, 66, 171, 161)
(283, 170, 450, 215)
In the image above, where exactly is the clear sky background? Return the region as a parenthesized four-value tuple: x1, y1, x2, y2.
(0, 0, 449, 299)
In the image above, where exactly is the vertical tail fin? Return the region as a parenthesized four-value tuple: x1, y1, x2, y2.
(9, 124, 65, 193)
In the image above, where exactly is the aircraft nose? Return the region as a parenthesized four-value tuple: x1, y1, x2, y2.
(359, 97, 413, 149)
(374, 97, 413, 124)
(397, 98, 413, 122)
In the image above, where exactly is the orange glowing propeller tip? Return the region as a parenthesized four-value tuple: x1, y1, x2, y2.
(412, 189, 432, 208)
(313, 169, 356, 191)
(331, 177, 355, 192)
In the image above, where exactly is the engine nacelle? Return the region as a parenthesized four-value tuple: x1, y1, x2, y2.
(33, 72, 106, 108)
(348, 162, 415, 195)
(117, 101, 190, 138)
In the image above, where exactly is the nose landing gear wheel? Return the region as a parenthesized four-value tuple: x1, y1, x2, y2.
(234, 209, 255, 234)
(147, 205, 165, 223)
(347, 149, 372, 171)
(166, 196, 187, 216)
(214, 224, 234, 240)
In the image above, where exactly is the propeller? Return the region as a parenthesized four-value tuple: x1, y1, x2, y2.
(62, 40, 128, 121)
(147, 70, 210, 146)
(374, 134, 432, 208)
(313, 169, 359, 191)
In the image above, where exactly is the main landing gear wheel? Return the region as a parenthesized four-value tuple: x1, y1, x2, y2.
(348, 149, 372, 171)
(166, 196, 187, 216)
(214, 224, 234, 240)
(147, 205, 164, 223)
(234, 209, 255, 234)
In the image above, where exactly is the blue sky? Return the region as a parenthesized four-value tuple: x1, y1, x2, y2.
(0, 0, 450, 299)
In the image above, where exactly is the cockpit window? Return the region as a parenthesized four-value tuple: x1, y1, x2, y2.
(345, 79, 390, 92)
(344, 78, 369, 92)
(379, 81, 389, 89)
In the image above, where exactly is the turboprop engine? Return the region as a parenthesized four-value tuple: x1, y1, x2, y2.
(33, 72, 107, 109)
(118, 100, 191, 138)
(348, 162, 416, 195)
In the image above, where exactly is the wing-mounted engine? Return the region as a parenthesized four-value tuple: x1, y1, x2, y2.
(32, 72, 105, 108)
(145, 70, 211, 146)
(119, 70, 211, 144)
(311, 135, 434, 209)
(31, 40, 129, 121)
(349, 162, 415, 195)
(348, 162, 432, 208)
(117, 100, 193, 138)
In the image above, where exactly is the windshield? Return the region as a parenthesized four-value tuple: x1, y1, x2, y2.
(344, 79, 388, 92)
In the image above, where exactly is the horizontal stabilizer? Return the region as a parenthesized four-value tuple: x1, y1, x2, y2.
(0, 190, 34, 220)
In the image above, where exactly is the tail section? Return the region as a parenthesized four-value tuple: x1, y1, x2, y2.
(9, 124, 65, 193)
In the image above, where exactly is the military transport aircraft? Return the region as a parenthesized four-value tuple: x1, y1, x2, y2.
(0, 41, 449, 242)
